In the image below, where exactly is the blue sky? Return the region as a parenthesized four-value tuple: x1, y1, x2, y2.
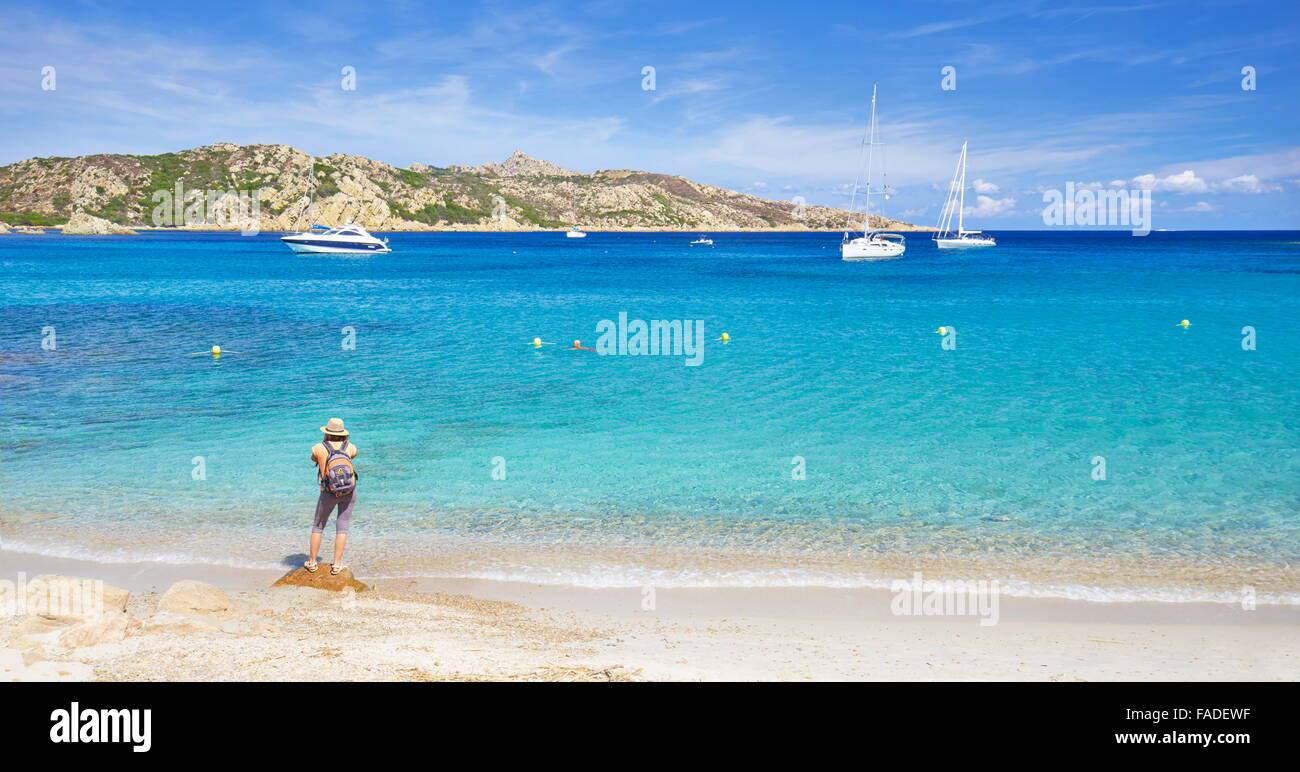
(2, 0, 1298, 227)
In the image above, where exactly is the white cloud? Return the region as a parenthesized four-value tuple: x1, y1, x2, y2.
(971, 178, 999, 193)
(964, 196, 1016, 218)
(1184, 201, 1218, 212)
(1219, 174, 1276, 194)
(1131, 169, 1209, 193)
(1127, 169, 1282, 195)
(1154, 147, 1300, 186)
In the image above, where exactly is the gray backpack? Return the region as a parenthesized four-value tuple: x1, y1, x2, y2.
(321, 441, 356, 498)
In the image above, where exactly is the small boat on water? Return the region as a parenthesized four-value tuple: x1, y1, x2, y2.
(281, 223, 391, 254)
(841, 84, 905, 261)
(565, 191, 587, 237)
(934, 141, 996, 249)
(690, 235, 714, 246)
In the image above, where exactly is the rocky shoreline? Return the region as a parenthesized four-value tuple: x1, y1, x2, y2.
(14, 224, 938, 234)
(0, 143, 924, 234)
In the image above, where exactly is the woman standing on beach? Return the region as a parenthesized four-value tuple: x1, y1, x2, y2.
(306, 418, 358, 575)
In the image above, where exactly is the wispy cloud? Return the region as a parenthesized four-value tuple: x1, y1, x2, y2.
(651, 78, 725, 104)
(891, 17, 989, 39)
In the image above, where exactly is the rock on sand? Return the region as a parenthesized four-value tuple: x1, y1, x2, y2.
(157, 580, 236, 614)
(24, 574, 130, 620)
(272, 566, 370, 593)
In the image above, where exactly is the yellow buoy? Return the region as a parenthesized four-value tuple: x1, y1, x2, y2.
(532, 337, 542, 347)
(935, 327, 947, 335)
(187, 344, 242, 357)
(1179, 319, 1191, 328)
(719, 332, 730, 342)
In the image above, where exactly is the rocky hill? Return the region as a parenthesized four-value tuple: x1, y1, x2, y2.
(0, 143, 921, 232)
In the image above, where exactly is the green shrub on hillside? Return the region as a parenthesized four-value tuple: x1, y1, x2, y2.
(0, 211, 66, 226)
(390, 198, 489, 225)
(397, 169, 428, 188)
(504, 195, 564, 228)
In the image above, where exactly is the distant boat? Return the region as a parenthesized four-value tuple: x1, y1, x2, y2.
(281, 223, 391, 254)
(566, 191, 587, 237)
(934, 141, 996, 249)
(690, 235, 714, 246)
(841, 83, 905, 261)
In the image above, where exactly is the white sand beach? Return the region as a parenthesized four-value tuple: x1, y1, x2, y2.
(2, 549, 1296, 682)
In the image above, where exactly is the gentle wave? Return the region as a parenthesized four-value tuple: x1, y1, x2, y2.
(6, 538, 1297, 606)
(0, 538, 287, 572)
(373, 566, 1300, 605)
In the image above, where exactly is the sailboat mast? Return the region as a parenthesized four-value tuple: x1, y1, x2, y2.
(863, 84, 877, 235)
(957, 141, 967, 235)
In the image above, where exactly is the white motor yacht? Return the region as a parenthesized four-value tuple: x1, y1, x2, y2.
(281, 223, 391, 254)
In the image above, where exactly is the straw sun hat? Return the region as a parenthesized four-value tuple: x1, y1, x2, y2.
(319, 418, 349, 436)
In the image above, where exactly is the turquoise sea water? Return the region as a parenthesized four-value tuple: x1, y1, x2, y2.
(1, 230, 1297, 601)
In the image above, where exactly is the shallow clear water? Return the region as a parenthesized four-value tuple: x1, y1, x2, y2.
(1, 230, 1297, 600)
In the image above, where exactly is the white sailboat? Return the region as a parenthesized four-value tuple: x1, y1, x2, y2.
(934, 141, 996, 249)
(841, 83, 905, 261)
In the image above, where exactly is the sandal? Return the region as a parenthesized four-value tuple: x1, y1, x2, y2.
(304, 560, 319, 573)
(330, 563, 349, 576)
